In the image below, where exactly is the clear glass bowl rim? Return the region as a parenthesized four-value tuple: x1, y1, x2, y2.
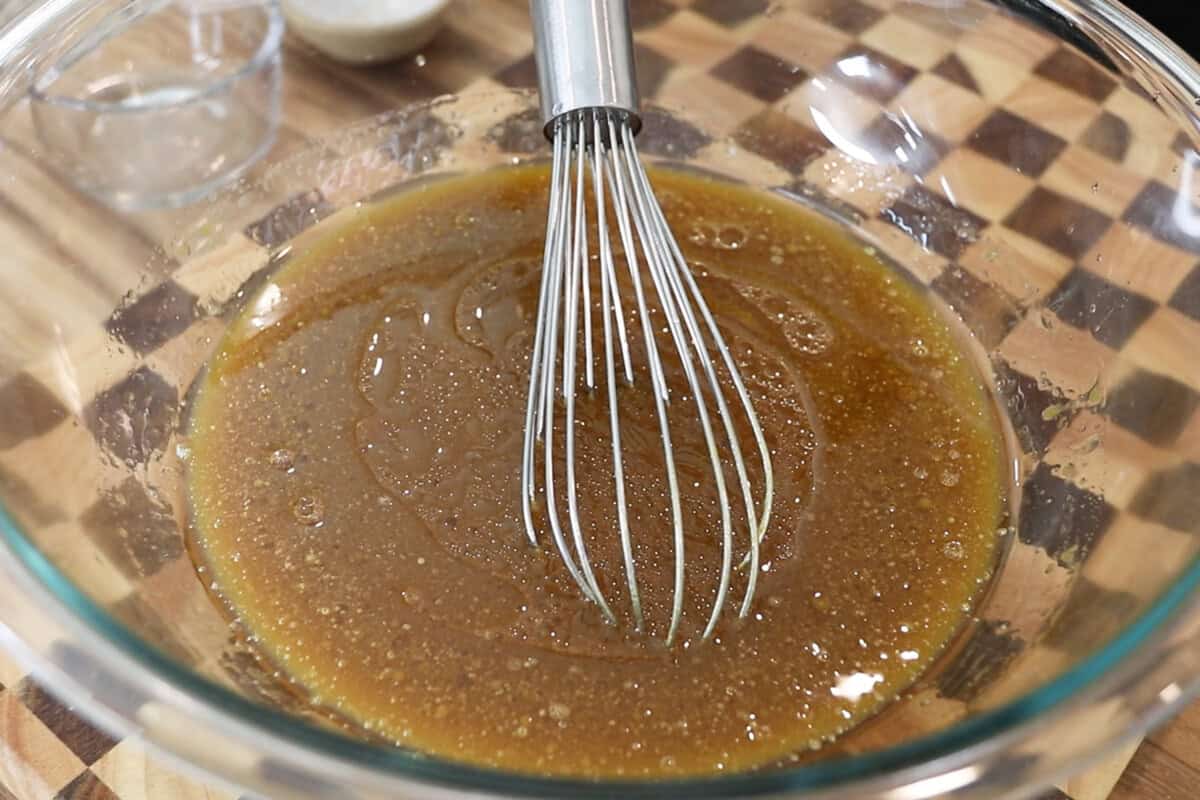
(1, 0, 1199, 796)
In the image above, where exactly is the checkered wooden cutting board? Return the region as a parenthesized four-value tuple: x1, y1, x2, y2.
(0, 0, 1198, 797)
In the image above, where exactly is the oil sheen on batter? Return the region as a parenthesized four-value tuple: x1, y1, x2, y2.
(187, 166, 1006, 778)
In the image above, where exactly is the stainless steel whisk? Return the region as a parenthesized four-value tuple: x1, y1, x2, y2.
(522, 0, 774, 645)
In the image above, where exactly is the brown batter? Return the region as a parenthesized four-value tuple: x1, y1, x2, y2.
(186, 165, 1007, 777)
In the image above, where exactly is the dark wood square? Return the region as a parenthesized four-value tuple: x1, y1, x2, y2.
(55, 771, 120, 800)
(1168, 263, 1200, 321)
(1044, 267, 1157, 349)
(691, 0, 769, 27)
(1104, 367, 1200, 446)
(637, 108, 713, 159)
(858, 113, 951, 176)
(712, 46, 808, 103)
(17, 679, 118, 766)
(84, 366, 177, 466)
(1042, 575, 1138, 653)
(244, 189, 335, 248)
(378, 112, 459, 169)
(932, 53, 981, 95)
(1122, 75, 1158, 105)
(1132, 460, 1200, 534)
(495, 54, 537, 89)
(930, 264, 1020, 349)
(1123, 181, 1200, 254)
(1004, 187, 1112, 260)
(825, 44, 918, 104)
(1079, 111, 1132, 163)
(487, 108, 546, 155)
(632, 43, 674, 99)
(1130, 461, 1200, 533)
(881, 185, 987, 260)
(630, 0, 677, 29)
(993, 359, 1070, 454)
(1173, 131, 1195, 158)
(105, 280, 200, 355)
(732, 110, 829, 172)
(0, 372, 68, 450)
(80, 476, 184, 580)
(1018, 461, 1116, 568)
(937, 620, 1023, 702)
(968, 108, 1067, 178)
(1034, 47, 1118, 102)
(804, 0, 883, 34)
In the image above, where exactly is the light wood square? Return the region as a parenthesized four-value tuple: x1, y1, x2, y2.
(860, 217, 949, 284)
(927, 149, 1036, 222)
(0, 692, 86, 798)
(997, 315, 1118, 401)
(1040, 145, 1150, 219)
(1104, 86, 1181, 179)
(957, 13, 1059, 76)
(887, 73, 991, 143)
(1082, 224, 1198, 304)
(1121, 307, 1200, 394)
(656, 70, 765, 137)
(751, 10, 851, 73)
(958, 226, 1074, 303)
(951, 43, 1029, 104)
(782, 76, 882, 136)
(802, 151, 912, 217)
(1003, 76, 1104, 142)
(1082, 511, 1197, 596)
(92, 738, 237, 800)
(642, 10, 742, 73)
(860, 13, 951, 70)
(1046, 411, 1166, 511)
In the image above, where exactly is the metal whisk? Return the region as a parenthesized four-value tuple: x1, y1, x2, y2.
(522, 0, 774, 645)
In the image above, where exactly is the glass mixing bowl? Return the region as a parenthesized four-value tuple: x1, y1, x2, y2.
(1, 0, 1199, 797)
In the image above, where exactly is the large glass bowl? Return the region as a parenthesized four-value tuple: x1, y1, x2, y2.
(1, 0, 1199, 797)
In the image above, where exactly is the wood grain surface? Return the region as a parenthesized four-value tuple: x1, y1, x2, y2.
(1110, 707, 1200, 800)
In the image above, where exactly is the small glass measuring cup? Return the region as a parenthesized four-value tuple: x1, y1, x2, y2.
(30, 0, 283, 210)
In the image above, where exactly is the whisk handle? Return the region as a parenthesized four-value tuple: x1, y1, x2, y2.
(530, 0, 641, 136)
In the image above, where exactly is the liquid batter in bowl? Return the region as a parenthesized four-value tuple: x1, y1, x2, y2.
(186, 166, 1009, 777)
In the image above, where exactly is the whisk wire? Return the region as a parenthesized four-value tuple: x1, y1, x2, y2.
(640, 149, 777, 596)
(563, 115, 613, 620)
(592, 114, 643, 632)
(627, 135, 770, 619)
(601, 116, 673, 634)
(520, 120, 564, 547)
(521, 110, 775, 644)
(603, 117, 687, 644)
(528, 122, 608, 611)
(615, 127, 737, 641)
